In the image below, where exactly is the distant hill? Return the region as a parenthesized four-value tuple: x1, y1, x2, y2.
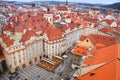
(102, 2, 120, 10)
(2, 1, 120, 10)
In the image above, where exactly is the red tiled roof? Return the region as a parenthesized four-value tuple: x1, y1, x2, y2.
(56, 6, 68, 11)
(80, 36, 87, 41)
(0, 54, 5, 61)
(103, 19, 114, 25)
(84, 18, 98, 23)
(99, 27, 114, 33)
(68, 22, 80, 30)
(0, 34, 14, 47)
(21, 30, 37, 42)
(117, 21, 120, 27)
(78, 59, 120, 80)
(2, 11, 49, 33)
(84, 44, 120, 65)
(72, 45, 88, 56)
(77, 21, 87, 28)
(44, 27, 63, 41)
(117, 28, 120, 32)
(80, 34, 115, 47)
(95, 43, 106, 49)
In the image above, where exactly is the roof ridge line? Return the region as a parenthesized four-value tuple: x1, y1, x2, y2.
(93, 58, 118, 71)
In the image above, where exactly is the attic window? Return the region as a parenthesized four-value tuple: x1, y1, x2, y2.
(90, 73, 96, 76)
(86, 39, 89, 42)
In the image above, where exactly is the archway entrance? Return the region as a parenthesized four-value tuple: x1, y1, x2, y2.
(29, 61, 32, 65)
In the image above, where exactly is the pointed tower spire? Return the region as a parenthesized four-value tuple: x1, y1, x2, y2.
(66, 0, 68, 5)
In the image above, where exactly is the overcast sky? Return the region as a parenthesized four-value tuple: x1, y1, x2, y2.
(6, 0, 120, 4)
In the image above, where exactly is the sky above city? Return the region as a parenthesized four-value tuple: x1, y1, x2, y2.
(6, 0, 120, 4)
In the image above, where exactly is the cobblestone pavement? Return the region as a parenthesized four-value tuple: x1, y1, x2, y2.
(0, 53, 76, 80)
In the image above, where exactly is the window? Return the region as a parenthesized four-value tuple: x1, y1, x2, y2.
(13, 56, 15, 59)
(9, 65, 12, 69)
(19, 55, 20, 58)
(19, 60, 21, 63)
(14, 61, 16, 65)
(52, 46, 54, 48)
(86, 39, 89, 42)
(110, 39, 112, 41)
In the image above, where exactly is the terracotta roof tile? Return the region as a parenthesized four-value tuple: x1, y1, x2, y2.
(0, 54, 5, 61)
(81, 34, 115, 47)
(0, 34, 14, 47)
(84, 44, 120, 65)
(103, 19, 114, 25)
(99, 27, 114, 33)
(77, 21, 87, 28)
(78, 59, 120, 80)
(21, 30, 37, 42)
(80, 36, 87, 41)
(44, 27, 63, 41)
(56, 6, 68, 11)
(3, 11, 49, 33)
(72, 45, 88, 56)
(95, 43, 106, 49)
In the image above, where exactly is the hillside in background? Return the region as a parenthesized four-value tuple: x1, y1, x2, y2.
(102, 2, 120, 10)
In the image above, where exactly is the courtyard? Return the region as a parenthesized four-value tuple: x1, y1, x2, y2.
(0, 52, 77, 80)
(37, 56, 63, 72)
